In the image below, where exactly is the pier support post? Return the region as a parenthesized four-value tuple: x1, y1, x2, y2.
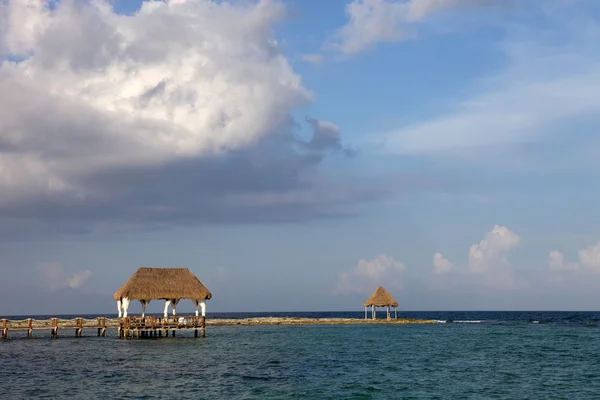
(51, 318, 58, 338)
(75, 317, 83, 337)
(201, 316, 206, 338)
(2, 319, 7, 340)
(27, 318, 33, 338)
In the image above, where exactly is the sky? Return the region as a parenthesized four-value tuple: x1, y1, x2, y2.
(1, 0, 600, 315)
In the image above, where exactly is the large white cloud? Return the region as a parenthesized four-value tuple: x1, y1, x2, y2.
(0, 0, 310, 203)
(469, 225, 519, 273)
(335, 254, 406, 294)
(0, 0, 372, 236)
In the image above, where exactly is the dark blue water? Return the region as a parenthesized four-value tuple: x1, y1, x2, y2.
(2, 312, 600, 399)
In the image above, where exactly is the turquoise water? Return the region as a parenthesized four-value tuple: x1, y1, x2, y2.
(3, 319, 600, 399)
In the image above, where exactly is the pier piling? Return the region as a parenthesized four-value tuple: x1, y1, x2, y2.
(51, 318, 58, 339)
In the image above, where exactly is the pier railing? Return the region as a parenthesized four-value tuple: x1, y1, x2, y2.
(1, 317, 107, 339)
(1, 315, 206, 340)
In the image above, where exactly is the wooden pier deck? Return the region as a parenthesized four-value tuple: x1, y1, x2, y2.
(118, 316, 206, 339)
(1, 316, 438, 340)
(1, 316, 206, 340)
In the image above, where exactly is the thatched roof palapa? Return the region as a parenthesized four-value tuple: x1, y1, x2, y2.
(113, 267, 212, 302)
(364, 286, 398, 308)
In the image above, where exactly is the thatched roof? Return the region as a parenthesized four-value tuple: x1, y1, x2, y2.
(113, 268, 212, 301)
(364, 286, 398, 307)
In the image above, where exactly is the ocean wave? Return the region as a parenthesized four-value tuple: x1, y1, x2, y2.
(437, 320, 483, 324)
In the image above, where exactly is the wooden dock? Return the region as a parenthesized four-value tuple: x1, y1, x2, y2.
(118, 316, 206, 339)
(1, 315, 206, 340)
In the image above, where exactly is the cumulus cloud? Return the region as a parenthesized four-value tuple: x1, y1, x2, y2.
(469, 225, 519, 273)
(36, 262, 92, 290)
(65, 270, 93, 289)
(547, 243, 600, 273)
(0, 0, 374, 239)
(335, 254, 406, 294)
(433, 252, 453, 274)
(577, 242, 600, 273)
(331, 0, 505, 54)
(0, 0, 305, 192)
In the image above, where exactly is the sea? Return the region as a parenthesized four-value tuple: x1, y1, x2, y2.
(2, 311, 600, 399)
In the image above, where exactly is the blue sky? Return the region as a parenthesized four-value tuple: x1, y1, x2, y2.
(1, 0, 600, 315)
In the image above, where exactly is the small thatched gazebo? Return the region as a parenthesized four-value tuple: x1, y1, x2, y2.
(113, 267, 212, 318)
(364, 286, 398, 320)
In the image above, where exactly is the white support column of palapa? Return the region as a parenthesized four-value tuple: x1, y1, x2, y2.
(163, 300, 171, 318)
(141, 300, 150, 317)
(395, 307, 397, 319)
(122, 297, 130, 318)
(364, 307, 367, 320)
(194, 300, 206, 317)
(171, 299, 180, 316)
(372, 305, 375, 320)
(117, 298, 123, 318)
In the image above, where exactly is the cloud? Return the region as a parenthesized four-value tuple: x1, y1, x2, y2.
(547, 242, 600, 273)
(65, 270, 93, 289)
(433, 252, 453, 274)
(299, 53, 323, 64)
(36, 262, 91, 290)
(0, 0, 378, 239)
(335, 254, 406, 294)
(469, 225, 519, 273)
(330, 0, 505, 54)
(548, 250, 565, 270)
(577, 242, 600, 273)
(381, 2, 600, 159)
(304, 117, 343, 153)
